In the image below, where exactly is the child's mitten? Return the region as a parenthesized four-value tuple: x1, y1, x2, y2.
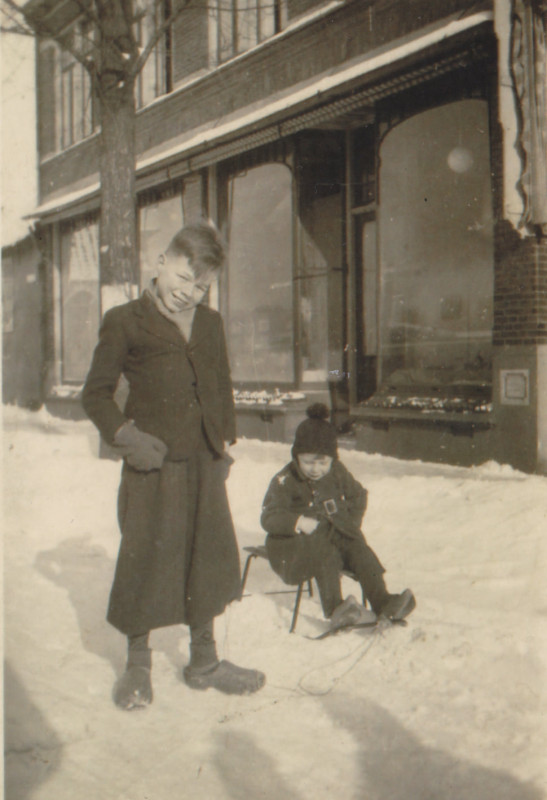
(295, 515, 320, 535)
(329, 510, 361, 538)
(113, 421, 168, 471)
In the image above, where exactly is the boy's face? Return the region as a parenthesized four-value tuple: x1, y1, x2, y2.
(156, 253, 215, 312)
(297, 454, 333, 481)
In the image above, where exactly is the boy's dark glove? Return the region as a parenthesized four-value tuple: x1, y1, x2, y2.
(113, 421, 168, 471)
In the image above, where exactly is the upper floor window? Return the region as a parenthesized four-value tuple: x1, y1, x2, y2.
(37, 0, 331, 158)
(60, 20, 95, 148)
(135, 0, 172, 109)
(38, 4, 172, 157)
(216, 0, 283, 62)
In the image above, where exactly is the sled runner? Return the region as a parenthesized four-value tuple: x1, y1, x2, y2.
(240, 544, 362, 633)
(311, 615, 408, 641)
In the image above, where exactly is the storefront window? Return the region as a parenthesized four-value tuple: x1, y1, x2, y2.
(377, 99, 494, 400)
(60, 217, 99, 383)
(139, 190, 184, 289)
(299, 191, 342, 383)
(227, 162, 294, 383)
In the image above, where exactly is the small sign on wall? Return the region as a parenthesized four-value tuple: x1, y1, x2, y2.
(500, 369, 530, 405)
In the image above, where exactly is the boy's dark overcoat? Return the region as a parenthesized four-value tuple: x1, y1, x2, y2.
(82, 292, 236, 456)
(82, 293, 241, 634)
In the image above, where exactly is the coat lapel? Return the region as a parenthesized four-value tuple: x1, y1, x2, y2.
(134, 292, 184, 348)
(188, 304, 211, 350)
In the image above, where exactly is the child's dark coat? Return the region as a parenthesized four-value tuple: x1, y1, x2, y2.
(261, 459, 384, 587)
(82, 293, 241, 634)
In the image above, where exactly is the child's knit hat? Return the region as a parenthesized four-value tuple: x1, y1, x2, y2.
(292, 403, 338, 459)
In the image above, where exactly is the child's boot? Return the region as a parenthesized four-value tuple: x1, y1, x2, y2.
(329, 595, 376, 630)
(113, 633, 153, 710)
(378, 589, 416, 621)
(364, 570, 416, 622)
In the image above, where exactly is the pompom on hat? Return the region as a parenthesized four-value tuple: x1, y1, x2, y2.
(292, 403, 338, 459)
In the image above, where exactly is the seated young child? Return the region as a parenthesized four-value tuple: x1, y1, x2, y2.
(260, 404, 415, 630)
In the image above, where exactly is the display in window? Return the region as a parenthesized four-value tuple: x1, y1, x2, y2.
(374, 99, 494, 410)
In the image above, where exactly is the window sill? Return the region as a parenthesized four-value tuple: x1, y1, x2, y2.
(234, 391, 310, 424)
(48, 384, 83, 401)
(235, 403, 287, 423)
(39, 131, 100, 165)
(351, 405, 494, 432)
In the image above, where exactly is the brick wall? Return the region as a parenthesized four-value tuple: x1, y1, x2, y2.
(493, 220, 547, 346)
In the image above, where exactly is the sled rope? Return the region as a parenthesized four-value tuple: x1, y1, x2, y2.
(296, 628, 381, 697)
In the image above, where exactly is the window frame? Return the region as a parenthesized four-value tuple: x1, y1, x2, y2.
(219, 146, 299, 390)
(59, 20, 95, 150)
(135, 0, 173, 109)
(215, 0, 284, 65)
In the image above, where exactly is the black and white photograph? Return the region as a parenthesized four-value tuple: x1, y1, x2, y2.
(1, 1, 546, 798)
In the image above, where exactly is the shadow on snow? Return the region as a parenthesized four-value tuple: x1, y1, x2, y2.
(4, 661, 63, 800)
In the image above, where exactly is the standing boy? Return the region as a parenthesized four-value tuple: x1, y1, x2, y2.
(261, 404, 416, 630)
(83, 222, 265, 709)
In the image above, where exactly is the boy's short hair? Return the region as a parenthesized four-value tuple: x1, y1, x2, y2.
(166, 221, 226, 278)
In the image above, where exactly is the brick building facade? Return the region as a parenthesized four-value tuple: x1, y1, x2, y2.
(21, 0, 547, 472)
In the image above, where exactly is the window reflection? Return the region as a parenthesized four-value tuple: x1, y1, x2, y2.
(377, 99, 494, 398)
(299, 190, 341, 383)
(60, 217, 99, 383)
(139, 191, 184, 289)
(227, 163, 294, 383)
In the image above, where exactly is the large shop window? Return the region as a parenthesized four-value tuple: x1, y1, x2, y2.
(376, 99, 494, 403)
(227, 163, 294, 383)
(139, 190, 184, 289)
(60, 217, 100, 383)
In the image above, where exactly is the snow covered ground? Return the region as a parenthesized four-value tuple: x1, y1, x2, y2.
(2, 405, 547, 800)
